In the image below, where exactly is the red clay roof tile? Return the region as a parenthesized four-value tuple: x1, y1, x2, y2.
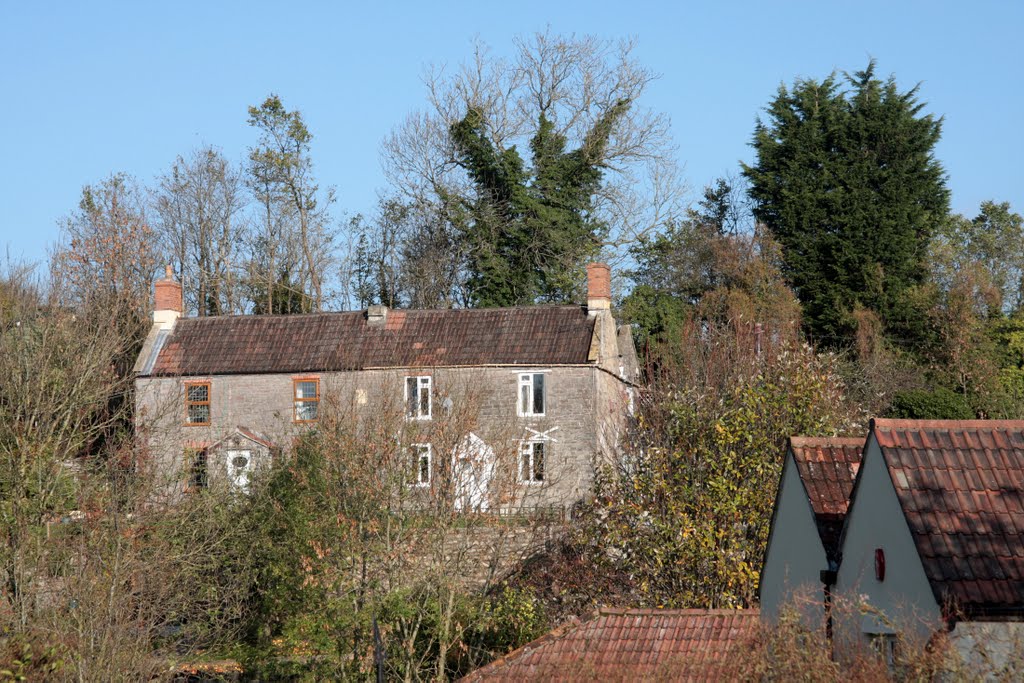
(144, 306, 596, 376)
(870, 418, 1024, 616)
(461, 608, 760, 682)
(788, 436, 864, 560)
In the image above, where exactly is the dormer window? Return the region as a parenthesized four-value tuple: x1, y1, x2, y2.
(518, 373, 545, 417)
(294, 378, 320, 423)
(185, 381, 211, 426)
(406, 376, 431, 420)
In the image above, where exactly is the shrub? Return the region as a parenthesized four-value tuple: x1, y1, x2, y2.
(888, 388, 975, 420)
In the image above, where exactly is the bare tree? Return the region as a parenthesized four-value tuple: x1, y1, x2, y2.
(50, 173, 158, 339)
(381, 31, 686, 287)
(153, 146, 248, 316)
(246, 95, 336, 313)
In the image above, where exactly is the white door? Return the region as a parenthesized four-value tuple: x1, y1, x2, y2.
(226, 450, 253, 493)
(452, 433, 495, 512)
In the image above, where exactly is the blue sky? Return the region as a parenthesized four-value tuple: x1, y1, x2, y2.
(2, 1, 1021, 264)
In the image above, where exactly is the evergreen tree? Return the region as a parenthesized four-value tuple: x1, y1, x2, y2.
(743, 61, 949, 347)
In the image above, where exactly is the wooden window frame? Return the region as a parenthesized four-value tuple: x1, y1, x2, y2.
(293, 377, 320, 424)
(184, 381, 211, 426)
(185, 445, 209, 491)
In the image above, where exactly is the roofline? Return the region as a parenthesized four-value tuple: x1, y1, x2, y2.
(789, 436, 866, 448)
(142, 362, 599, 379)
(870, 418, 1024, 430)
(597, 607, 759, 617)
(169, 304, 589, 321)
(462, 607, 760, 681)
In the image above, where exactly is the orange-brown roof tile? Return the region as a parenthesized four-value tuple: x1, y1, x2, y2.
(790, 436, 864, 561)
(461, 608, 760, 682)
(144, 306, 595, 376)
(870, 418, 1024, 616)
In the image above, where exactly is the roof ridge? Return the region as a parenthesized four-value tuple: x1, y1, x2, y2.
(790, 436, 865, 447)
(872, 418, 1024, 430)
(597, 607, 759, 617)
(176, 304, 586, 322)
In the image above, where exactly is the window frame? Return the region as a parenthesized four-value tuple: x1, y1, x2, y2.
(519, 440, 546, 484)
(293, 377, 320, 424)
(410, 443, 432, 487)
(405, 375, 432, 420)
(517, 372, 546, 417)
(187, 447, 208, 490)
(184, 381, 211, 426)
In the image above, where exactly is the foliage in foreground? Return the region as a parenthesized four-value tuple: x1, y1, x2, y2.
(575, 326, 863, 608)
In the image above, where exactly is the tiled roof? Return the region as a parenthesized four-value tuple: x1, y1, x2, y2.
(870, 418, 1024, 616)
(462, 608, 760, 682)
(144, 306, 595, 376)
(790, 436, 864, 560)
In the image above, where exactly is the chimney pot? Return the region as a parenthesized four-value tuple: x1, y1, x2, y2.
(586, 263, 611, 315)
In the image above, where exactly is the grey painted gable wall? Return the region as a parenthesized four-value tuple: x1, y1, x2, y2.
(834, 436, 941, 649)
(760, 449, 829, 626)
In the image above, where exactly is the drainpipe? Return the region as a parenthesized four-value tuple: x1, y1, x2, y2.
(820, 567, 838, 658)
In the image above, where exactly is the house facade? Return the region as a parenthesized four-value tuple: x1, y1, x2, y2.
(833, 419, 1024, 669)
(133, 264, 639, 511)
(759, 436, 863, 627)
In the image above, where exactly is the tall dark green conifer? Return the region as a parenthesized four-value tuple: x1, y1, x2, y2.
(743, 61, 949, 346)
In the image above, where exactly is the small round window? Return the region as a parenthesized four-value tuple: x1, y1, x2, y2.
(232, 455, 249, 469)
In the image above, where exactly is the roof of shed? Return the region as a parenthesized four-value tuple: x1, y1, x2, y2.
(461, 608, 760, 682)
(143, 306, 596, 376)
(789, 436, 864, 560)
(870, 418, 1024, 616)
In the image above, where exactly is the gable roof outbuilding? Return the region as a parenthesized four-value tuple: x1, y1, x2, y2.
(856, 418, 1024, 618)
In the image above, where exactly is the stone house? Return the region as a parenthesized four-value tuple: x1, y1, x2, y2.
(133, 264, 639, 511)
(759, 436, 863, 628)
(833, 419, 1024, 670)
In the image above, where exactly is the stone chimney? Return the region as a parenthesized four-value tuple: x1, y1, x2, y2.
(366, 304, 388, 326)
(586, 263, 611, 316)
(153, 265, 182, 330)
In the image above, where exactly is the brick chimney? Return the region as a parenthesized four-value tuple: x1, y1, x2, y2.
(153, 264, 182, 329)
(586, 263, 611, 316)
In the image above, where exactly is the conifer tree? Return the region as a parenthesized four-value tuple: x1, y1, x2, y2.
(743, 61, 949, 346)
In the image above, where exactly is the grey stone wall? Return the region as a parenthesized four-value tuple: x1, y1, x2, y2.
(137, 363, 628, 508)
